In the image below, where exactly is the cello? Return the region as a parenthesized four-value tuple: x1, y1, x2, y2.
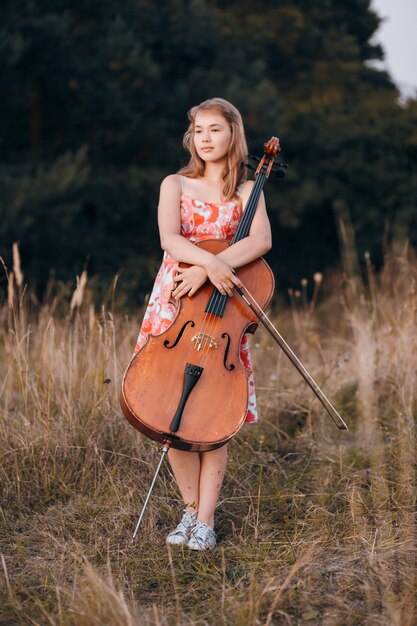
(121, 138, 347, 537)
(121, 138, 278, 452)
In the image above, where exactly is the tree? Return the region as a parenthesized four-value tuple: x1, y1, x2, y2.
(0, 0, 416, 303)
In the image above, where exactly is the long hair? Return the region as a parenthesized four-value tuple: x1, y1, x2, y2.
(177, 98, 248, 201)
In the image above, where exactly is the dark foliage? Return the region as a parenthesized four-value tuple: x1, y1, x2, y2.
(1, 0, 416, 305)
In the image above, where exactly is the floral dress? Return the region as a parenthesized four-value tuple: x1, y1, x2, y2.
(135, 180, 258, 424)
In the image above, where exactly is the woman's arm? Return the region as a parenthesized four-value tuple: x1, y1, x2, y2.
(159, 174, 242, 297)
(158, 174, 214, 267)
(159, 176, 271, 298)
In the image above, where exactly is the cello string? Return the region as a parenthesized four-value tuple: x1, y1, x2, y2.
(232, 172, 265, 244)
(199, 284, 228, 360)
(195, 290, 218, 350)
(188, 306, 215, 366)
(187, 168, 269, 366)
(199, 319, 219, 367)
(189, 261, 227, 362)
(195, 297, 222, 366)
(195, 172, 265, 349)
(189, 282, 219, 358)
(193, 287, 226, 367)
(201, 283, 236, 367)
(195, 172, 266, 363)
(199, 300, 223, 366)
(175, 257, 222, 367)
(236, 180, 264, 239)
(190, 291, 219, 365)
(194, 310, 214, 365)
(173, 282, 213, 367)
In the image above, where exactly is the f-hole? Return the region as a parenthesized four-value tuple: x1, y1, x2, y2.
(164, 320, 195, 349)
(221, 332, 235, 371)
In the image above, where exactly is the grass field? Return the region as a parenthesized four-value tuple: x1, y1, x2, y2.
(1, 243, 416, 625)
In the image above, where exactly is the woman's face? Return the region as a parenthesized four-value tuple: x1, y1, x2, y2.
(193, 109, 232, 163)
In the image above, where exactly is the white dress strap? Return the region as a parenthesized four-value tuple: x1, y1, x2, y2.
(180, 175, 185, 192)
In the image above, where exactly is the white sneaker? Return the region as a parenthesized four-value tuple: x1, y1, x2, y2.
(166, 510, 197, 545)
(187, 521, 216, 551)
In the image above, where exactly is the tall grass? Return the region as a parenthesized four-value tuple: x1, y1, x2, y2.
(0, 241, 416, 625)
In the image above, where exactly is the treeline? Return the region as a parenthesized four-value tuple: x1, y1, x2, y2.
(1, 0, 416, 304)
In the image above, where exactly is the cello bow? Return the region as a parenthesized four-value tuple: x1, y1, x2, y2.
(233, 282, 348, 430)
(239, 138, 347, 430)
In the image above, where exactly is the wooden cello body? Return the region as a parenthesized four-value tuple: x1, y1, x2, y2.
(121, 138, 281, 453)
(121, 239, 274, 451)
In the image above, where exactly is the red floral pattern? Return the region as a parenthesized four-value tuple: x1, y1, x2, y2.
(134, 191, 258, 424)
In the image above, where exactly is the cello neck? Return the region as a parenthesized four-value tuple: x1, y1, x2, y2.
(204, 136, 281, 318)
(232, 135, 281, 243)
(232, 170, 267, 243)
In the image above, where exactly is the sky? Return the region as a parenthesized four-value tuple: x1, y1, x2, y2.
(370, 0, 417, 98)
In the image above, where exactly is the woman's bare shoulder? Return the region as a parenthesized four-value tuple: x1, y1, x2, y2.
(239, 179, 266, 207)
(239, 180, 255, 199)
(240, 180, 255, 192)
(160, 173, 182, 192)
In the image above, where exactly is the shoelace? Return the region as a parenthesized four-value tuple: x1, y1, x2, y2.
(173, 511, 196, 534)
(191, 523, 213, 541)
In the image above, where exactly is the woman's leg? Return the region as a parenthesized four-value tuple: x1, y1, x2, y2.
(197, 445, 228, 528)
(167, 448, 200, 512)
(168, 445, 228, 526)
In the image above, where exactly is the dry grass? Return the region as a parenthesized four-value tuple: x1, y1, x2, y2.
(1, 242, 417, 625)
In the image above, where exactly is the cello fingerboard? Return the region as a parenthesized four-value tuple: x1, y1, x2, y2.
(205, 291, 228, 317)
(204, 169, 268, 318)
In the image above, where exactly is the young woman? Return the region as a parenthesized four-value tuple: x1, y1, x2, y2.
(134, 98, 272, 550)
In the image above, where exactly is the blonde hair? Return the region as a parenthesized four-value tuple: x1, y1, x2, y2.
(178, 98, 248, 201)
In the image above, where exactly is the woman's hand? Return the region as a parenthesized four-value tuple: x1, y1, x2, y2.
(172, 265, 208, 299)
(205, 256, 243, 297)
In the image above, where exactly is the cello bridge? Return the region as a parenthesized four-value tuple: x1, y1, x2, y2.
(191, 332, 218, 351)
